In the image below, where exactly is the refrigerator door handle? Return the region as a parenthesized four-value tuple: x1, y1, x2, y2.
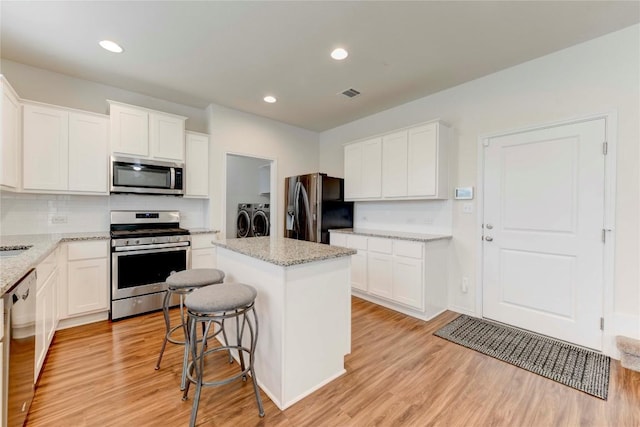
(298, 181, 313, 238)
(293, 181, 300, 234)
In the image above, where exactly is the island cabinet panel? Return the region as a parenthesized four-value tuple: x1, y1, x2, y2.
(330, 231, 449, 321)
(215, 246, 351, 410)
(344, 120, 450, 201)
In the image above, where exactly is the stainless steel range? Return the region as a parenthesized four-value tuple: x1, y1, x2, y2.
(110, 211, 190, 320)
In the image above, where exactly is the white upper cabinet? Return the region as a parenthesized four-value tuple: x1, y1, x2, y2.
(1, 76, 21, 190)
(344, 137, 382, 200)
(109, 100, 186, 162)
(23, 104, 69, 191)
(344, 120, 450, 201)
(109, 102, 149, 157)
(68, 113, 109, 193)
(150, 112, 185, 161)
(407, 123, 448, 198)
(23, 101, 109, 194)
(382, 130, 408, 197)
(185, 131, 209, 198)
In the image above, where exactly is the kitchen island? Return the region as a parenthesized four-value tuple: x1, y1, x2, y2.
(212, 236, 356, 410)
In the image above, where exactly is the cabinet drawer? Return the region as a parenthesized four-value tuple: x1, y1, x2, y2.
(67, 240, 108, 261)
(37, 249, 58, 289)
(191, 234, 217, 250)
(368, 237, 392, 254)
(394, 240, 423, 259)
(347, 235, 368, 250)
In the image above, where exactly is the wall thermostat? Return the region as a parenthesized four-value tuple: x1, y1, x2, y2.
(454, 187, 474, 200)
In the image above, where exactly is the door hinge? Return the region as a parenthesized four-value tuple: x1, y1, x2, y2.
(603, 142, 608, 155)
(600, 317, 604, 330)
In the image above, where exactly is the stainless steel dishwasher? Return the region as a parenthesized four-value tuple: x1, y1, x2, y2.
(3, 268, 36, 427)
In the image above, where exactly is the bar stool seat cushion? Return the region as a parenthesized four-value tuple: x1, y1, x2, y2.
(185, 283, 257, 313)
(166, 268, 225, 289)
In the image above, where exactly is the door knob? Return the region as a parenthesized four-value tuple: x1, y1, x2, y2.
(485, 236, 493, 242)
(486, 224, 493, 230)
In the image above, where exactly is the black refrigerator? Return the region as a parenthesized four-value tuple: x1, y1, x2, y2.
(284, 173, 354, 244)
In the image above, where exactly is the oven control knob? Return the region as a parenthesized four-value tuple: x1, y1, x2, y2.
(135, 239, 140, 245)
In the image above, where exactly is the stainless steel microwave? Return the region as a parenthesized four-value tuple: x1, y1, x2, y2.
(110, 156, 184, 195)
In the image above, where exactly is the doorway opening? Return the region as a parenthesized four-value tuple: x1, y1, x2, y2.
(224, 153, 275, 239)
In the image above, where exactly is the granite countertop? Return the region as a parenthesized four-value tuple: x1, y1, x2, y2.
(213, 236, 356, 267)
(329, 228, 452, 243)
(0, 232, 110, 295)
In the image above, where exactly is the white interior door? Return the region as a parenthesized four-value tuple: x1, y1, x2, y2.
(482, 118, 606, 350)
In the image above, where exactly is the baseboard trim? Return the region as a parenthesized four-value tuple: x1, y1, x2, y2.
(57, 311, 109, 330)
(605, 312, 640, 359)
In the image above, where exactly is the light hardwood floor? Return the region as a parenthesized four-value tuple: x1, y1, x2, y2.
(27, 297, 640, 426)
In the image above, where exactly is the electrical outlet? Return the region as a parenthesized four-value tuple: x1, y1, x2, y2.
(461, 277, 469, 293)
(462, 203, 473, 214)
(50, 215, 67, 224)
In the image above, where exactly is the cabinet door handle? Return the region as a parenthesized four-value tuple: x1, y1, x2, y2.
(485, 236, 493, 242)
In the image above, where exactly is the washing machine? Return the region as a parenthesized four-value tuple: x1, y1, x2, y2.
(237, 203, 255, 238)
(252, 203, 270, 237)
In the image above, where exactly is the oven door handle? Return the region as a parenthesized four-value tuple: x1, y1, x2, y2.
(112, 243, 190, 255)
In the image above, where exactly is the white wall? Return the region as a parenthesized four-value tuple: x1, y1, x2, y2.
(319, 25, 640, 335)
(0, 59, 209, 133)
(207, 104, 319, 238)
(225, 154, 270, 238)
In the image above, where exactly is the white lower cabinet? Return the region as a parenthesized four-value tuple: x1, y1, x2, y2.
(190, 233, 218, 269)
(63, 241, 109, 318)
(392, 256, 423, 310)
(367, 252, 393, 299)
(35, 249, 59, 380)
(330, 232, 448, 321)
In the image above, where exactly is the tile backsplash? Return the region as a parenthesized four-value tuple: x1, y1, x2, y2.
(354, 199, 452, 235)
(0, 192, 208, 235)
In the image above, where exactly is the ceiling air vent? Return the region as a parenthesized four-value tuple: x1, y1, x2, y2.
(340, 88, 361, 98)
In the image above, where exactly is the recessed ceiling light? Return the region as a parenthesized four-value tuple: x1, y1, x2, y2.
(331, 48, 348, 60)
(263, 95, 277, 104)
(99, 40, 124, 53)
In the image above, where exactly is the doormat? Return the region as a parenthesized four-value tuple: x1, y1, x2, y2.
(434, 315, 610, 399)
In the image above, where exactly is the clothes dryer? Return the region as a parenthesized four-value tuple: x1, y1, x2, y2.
(252, 203, 270, 236)
(237, 203, 255, 238)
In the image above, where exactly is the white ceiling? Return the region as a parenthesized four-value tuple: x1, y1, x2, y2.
(2, 1, 639, 131)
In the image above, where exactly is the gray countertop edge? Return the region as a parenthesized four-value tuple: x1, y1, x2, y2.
(1, 232, 110, 295)
(329, 228, 452, 243)
(188, 228, 221, 235)
(212, 238, 357, 267)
